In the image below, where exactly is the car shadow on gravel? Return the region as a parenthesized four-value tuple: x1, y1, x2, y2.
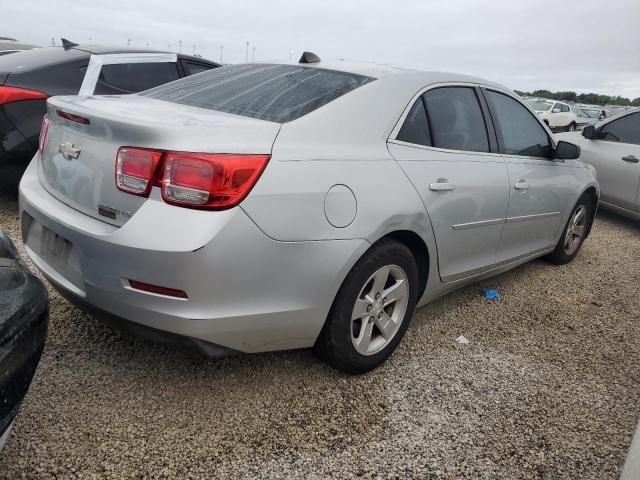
(596, 208, 640, 232)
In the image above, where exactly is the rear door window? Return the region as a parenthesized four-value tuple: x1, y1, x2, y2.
(396, 98, 430, 146)
(599, 112, 640, 145)
(421, 87, 489, 153)
(484, 90, 553, 158)
(141, 64, 374, 123)
(94, 62, 180, 94)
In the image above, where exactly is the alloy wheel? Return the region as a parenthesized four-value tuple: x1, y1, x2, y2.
(564, 205, 587, 255)
(350, 265, 409, 356)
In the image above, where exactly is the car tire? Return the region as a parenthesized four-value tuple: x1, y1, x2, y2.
(314, 239, 419, 374)
(567, 122, 577, 132)
(546, 195, 592, 265)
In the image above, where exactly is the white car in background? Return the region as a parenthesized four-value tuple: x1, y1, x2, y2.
(557, 108, 640, 220)
(527, 99, 577, 132)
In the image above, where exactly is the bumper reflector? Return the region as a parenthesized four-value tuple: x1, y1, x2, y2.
(129, 280, 188, 299)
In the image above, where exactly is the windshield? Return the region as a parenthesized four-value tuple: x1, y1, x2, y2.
(527, 100, 553, 112)
(580, 109, 601, 118)
(141, 63, 374, 123)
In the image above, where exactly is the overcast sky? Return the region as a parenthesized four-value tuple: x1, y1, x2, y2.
(4, 0, 640, 98)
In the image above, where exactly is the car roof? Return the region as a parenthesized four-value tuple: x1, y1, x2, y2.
(0, 45, 219, 73)
(0, 40, 37, 51)
(279, 59, 508, 91)
(70, 44, 170, 55)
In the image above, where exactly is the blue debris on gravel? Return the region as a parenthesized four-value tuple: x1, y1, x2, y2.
(482, 288, 500, 301)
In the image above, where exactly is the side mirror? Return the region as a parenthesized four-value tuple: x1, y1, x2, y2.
(556, 140, 581, 160)
(582, 125, 596, 139)
(552, 108, 561, 113)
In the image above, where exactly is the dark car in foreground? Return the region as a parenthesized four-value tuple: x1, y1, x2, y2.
(0, 42, 219, 184)
(0, 231, 48, 451)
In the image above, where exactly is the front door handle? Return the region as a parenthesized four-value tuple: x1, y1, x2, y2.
(622, 155, 639, 163)
(514, 181, 531, 190)
(429, 182, 456, 192)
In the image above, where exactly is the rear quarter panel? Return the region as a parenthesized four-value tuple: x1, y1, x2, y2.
(240, 75, 442, 305)
(241, 75, 436, 245)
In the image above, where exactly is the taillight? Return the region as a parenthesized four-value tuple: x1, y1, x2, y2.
(115, 148, 270, 210)
(115, 148, 163, 196)
(38, 114, 49, 153)
(161, 153, 270, 209)
(0, 86, 48, 105)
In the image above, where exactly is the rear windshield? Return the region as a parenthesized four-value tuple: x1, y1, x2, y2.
(140, 64, 374, 123)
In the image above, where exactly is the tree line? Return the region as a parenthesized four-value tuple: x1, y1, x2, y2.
(514, 89, 640, 107)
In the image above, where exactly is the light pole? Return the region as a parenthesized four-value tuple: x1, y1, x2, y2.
(178, 40, 182, 53)
(252, 46, 255, 63)
(193, 44, 196, 56)
(127, 38, 131, 47)
(88, 37, 92, 44)
(289, 48, 293, 61)
(220, 45, 223, 63)
(245, 41, 249, 63)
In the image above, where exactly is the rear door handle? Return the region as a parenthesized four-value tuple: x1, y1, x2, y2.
(514, 181, 531, 190)
(429, 182, 456, 191)
(622, 155, 639, 163)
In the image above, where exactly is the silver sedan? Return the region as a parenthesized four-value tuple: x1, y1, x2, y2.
(20, 56, 598, 373)
(557, 109, 639, 220)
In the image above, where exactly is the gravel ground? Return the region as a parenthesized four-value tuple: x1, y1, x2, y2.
(0, 183, 639, 480)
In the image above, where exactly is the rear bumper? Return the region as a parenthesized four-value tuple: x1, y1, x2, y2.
(54, 284, 240, 357)
(19, 158, 369, 353)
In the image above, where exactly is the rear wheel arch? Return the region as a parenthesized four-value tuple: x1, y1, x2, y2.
(323, 229, 430, 331)
(581, 186, 599, 237)
(315, 235, 422, 373)
(379, 230, 429, 300)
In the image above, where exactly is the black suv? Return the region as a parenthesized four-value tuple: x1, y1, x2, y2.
(0, 42, 219, 184)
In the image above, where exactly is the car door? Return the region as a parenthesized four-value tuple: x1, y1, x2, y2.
(483, 89, 574, 263)
(548, 103, 562, 127)
(387, 85, 509, 283)
(580, 112, 640, 211)
(560, 103, 572, 127)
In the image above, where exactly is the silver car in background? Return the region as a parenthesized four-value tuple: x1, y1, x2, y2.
(558, 108, 639, 220)
(19, 56, 598, 373)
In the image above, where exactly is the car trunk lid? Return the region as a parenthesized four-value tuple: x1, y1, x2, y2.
(39, 94, 281, 226)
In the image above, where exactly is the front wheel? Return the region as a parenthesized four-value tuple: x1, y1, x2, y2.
(546, 197, 592, 265)
(314, 239, 419, 374)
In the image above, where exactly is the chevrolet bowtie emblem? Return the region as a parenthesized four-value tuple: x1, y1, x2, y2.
(59, 142, 80, 161)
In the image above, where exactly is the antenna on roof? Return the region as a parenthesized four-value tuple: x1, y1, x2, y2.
(299, 51, 321, 64)
(61, 38, 78, 50)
